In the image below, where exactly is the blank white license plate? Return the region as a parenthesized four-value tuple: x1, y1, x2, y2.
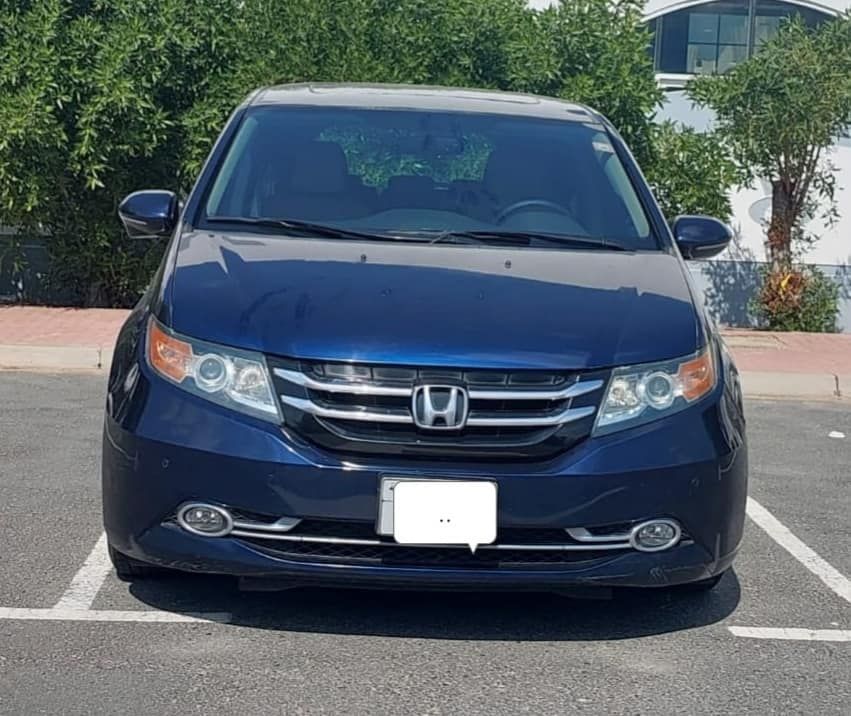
(392, 480, 497, 551)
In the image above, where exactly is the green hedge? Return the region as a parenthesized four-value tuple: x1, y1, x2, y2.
(0, 0, 732, 306)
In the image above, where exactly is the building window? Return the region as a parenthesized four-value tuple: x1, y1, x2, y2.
(686, 8, 749, 73)
(650, 0, 830, 75)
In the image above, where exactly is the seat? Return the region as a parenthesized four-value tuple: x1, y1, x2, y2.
(380, 175, 442, 210)
(482, 144, 566, 211)
(346, 174, 378, 212)
(449, 179, 489, 220)
(259, 141, 369, 221)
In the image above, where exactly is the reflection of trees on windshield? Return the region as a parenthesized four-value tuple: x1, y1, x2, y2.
(319, 126, 492, 188)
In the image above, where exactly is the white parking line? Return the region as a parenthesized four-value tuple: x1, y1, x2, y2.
(53, 532, 113, 610)
(0, 607, 230, 623)
(729, 627, 851, 642)
(746, 497, 851, 604)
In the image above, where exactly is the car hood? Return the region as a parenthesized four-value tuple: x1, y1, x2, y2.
(163, 231, 702, 370)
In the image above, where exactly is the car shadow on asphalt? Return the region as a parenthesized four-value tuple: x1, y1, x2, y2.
(128, 570, 741, 641)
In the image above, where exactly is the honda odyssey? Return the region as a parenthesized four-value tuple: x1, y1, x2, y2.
(103, 84, 748, 593)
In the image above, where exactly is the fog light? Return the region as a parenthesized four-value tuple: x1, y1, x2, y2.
(177, 503, 233, 537)
(630, 519, 681, 552)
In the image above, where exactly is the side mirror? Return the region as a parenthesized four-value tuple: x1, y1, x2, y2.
(672, 215, 733, 260)
(118, 190, 179, 239)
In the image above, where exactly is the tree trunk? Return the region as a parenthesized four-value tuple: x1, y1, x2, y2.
(767, 180, 793, 268)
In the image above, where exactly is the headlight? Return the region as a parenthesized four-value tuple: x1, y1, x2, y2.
(146, 317, 280, 422)
(593, 346, 716, 435)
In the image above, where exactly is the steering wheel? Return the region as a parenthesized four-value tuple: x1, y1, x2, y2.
(496, 199, 571, 224)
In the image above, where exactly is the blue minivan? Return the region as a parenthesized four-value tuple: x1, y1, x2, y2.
(103, 84, 747, 593)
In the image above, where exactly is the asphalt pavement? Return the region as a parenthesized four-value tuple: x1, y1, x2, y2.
(0, 372, 848, 715)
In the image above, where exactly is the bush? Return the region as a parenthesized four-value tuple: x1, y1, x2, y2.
(754, 265, 840, 332)
(644, 121, 740, 223)
(0, 0, 721, 307)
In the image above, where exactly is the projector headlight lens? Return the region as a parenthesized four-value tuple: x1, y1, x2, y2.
(593, 347, 716, 435)
(147, 317, 279, 422)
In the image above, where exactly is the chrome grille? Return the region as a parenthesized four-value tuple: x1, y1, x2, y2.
(268, 359, 608, 459)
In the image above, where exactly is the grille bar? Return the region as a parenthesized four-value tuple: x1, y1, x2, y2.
(274, 368, 412, 396)
(232, 529, 632, 551)
(278, 396, 412, 423)
(278, 394, 596, 427)
(466, 405, 595, 427)
(273, 367, 603, 401)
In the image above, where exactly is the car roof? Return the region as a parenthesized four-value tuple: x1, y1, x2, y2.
(250, 83, 602, 124)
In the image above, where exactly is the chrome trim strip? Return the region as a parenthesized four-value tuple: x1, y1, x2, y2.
(279, 395, 596, 427)
(489, 542, 627, 552)
(278, 395, 413, 423)
(274, 368, 603, 402)
(231, 530, 631, 551)
(274, 368, 412, 397)
(565, 527, 632, 543)
(231, 516, 302, 533)
(468, 379, 605, 401)
(232, 531, 390, 546)
(466, 405, 596, 427)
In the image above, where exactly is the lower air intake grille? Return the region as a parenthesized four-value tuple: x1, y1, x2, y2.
(241, 539, 622, 569)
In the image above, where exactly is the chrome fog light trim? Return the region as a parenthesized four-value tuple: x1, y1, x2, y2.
(176, 502, 234, 537)
(629, 519, 681, 552)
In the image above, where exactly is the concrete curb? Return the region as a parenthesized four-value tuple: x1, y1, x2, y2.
(0, 344, 114, 372)
(738, 371, 846, 401)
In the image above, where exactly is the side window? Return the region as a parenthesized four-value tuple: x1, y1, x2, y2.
(593, 134, 650, 237)
(206, 116, 260, 216)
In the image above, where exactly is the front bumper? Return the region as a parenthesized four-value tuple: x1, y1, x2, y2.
(103, 353, 748, 590)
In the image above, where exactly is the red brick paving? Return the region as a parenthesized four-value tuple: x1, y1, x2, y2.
(0, 307, 130, 348)
(723, 329, 851, 375)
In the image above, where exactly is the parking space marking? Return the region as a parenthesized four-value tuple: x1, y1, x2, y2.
(729, 627, 851, 642)
(0, 498, 845, 633)
(746, 497, 851, 604)
(53, 532, 112, 610)
(0, 607, 231, 623)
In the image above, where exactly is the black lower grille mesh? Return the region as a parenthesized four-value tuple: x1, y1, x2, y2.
(240, 538, 623, 569)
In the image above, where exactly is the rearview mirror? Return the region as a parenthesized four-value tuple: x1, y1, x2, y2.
(118, 190, 179, 239)
(672, 215, 733, 260)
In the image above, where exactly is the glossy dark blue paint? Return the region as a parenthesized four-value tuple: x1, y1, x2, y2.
(673, 215, 734, 260)
(118, 190, 179, 239)
(103, 319, 746, 587)
(103, 84, 748, 590)
(165, 233, 703, 369)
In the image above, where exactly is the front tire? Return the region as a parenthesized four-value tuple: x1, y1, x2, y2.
(108, 543, 168, 582)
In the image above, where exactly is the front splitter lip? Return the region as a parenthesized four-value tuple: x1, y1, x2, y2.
(122, 524, 735, 590)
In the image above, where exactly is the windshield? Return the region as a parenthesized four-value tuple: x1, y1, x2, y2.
(203, 105, 655, 249)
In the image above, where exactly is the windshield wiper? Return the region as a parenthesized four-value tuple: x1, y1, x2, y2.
(206, 217, 403, 243)
(429, 230, 628, 251)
